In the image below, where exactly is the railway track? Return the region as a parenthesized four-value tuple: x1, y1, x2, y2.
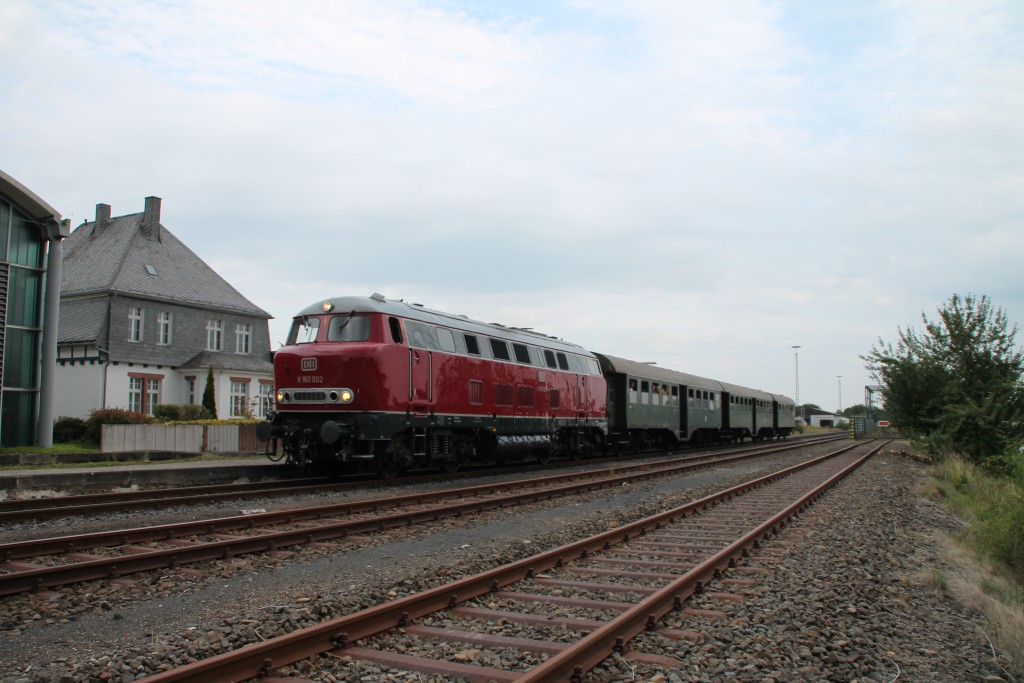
(137, 439, 885, 682)
(0, 434, 840, 523)
(0, 435, 846, 597)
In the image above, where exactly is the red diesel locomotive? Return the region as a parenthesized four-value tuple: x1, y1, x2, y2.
(257, 293, 608, 474)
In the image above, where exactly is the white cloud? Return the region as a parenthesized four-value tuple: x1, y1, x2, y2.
(2, 0, 1022, 409)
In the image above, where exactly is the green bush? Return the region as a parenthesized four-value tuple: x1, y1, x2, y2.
(154, 404, 212, 422)
(85, 408, 153, 444)
(153, 404, 182, 421)
(179, 404, 211, 420)
(933, 454, 1024, 582)
(53, 416, 88, 443)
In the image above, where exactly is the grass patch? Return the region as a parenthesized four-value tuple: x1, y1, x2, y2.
(923, 454, 1024, 677)
(0, 441, 99, 455)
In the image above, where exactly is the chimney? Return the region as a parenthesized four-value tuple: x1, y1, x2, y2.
(142, 196, 162, 241)
(93, 203, 111, 233)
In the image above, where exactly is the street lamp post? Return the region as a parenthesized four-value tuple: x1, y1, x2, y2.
(792, 345, 801, 422)
(837, 375, 843, 414)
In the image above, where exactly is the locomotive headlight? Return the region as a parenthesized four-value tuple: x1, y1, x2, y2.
(321, 300, 334, 312)
(277, 390, 290, 403)
(339, 389, 354, 403)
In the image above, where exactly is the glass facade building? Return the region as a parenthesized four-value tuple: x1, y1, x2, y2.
(0, 173, 66, 448)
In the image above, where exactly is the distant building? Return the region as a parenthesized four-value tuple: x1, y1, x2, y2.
(0, 171, 69, 447)
(56, 197, 273, 421)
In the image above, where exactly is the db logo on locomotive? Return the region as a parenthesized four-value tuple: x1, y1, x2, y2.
(300, 357, 318, 371)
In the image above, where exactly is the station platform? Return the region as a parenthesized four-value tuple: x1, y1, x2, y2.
(0, 456, 297, 496)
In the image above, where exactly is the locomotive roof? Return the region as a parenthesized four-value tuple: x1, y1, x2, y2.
(297, 294, 594, 355)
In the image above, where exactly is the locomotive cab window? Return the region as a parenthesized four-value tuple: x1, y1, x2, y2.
(327, 314, 370, 342)
(543, 349, 557, 368)
(288, 316, 320, 345)
(464, 334, 481, 356)
(406, 320, 440, 349)
(512, 343, 531, 364)
(388, 317, 403, 344)
(436, 327, 457, 353)
(556, 352, 569, 370)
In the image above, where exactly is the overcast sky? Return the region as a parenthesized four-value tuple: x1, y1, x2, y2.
(3, 0, 1022, 412)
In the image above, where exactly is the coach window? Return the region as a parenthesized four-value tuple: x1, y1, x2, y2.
(490, 338, 511, 361)
(512, 343, 531, 364)
(628, 379, 638, 404)
(436, 327, 457, 353)
(641, 381, 650, 405)
(464, 334, 480, 356)
(651, 383, 660, 406)
(389, 317, 403, 344)
(671, 386, 678, 406)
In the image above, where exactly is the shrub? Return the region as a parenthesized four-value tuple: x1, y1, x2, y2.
(179, 404, 211, 420)
(53, 416, 88, 443)
(153, 404, 182, 421)
(85, 408, 153, 444)
(153, 404, 212, 422)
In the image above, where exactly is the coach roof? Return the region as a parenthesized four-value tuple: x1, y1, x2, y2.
(593, 353, 723, 391)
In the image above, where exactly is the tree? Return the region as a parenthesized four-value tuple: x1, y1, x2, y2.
(202, 367, 218, 419)
(862, 294, 1024, 462)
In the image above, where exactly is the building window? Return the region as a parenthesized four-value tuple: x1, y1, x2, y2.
(257, 382, 273, 417)
(158, 312, 173, 345)
(129, 306, 144, 342)
(128, 377, 143, 413)
(129, 374, 162, 414)
(185, 377, 196, 404)
(206, 319, 223, 351)
(230, 380, 250, 417)
(146, 379, 161, 416)
(235, 323, 252, 354)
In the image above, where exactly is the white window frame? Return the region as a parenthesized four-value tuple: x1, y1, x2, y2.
(158, 311, 173, 346)
(236, 323, 252, 354)
(129, 306, 144, 342)
(128, 377, 143, 412)
(206, 319, 223, 351)
(229, 380, 250, 418)
(146, 378, 161, 416)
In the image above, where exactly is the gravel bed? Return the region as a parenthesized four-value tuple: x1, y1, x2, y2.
(3, 443, 1011, 683)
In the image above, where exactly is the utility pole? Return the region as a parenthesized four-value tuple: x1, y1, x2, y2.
(837, 375, 843, 414)
(792, 345, 801, 422)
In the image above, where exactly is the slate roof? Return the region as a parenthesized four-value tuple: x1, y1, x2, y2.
(62, 211, 270, 317)
(56, 297, 108, 344)
(179, 351, 273, 374)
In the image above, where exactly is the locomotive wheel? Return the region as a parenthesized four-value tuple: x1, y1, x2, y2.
(377, 457, 403, 479)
